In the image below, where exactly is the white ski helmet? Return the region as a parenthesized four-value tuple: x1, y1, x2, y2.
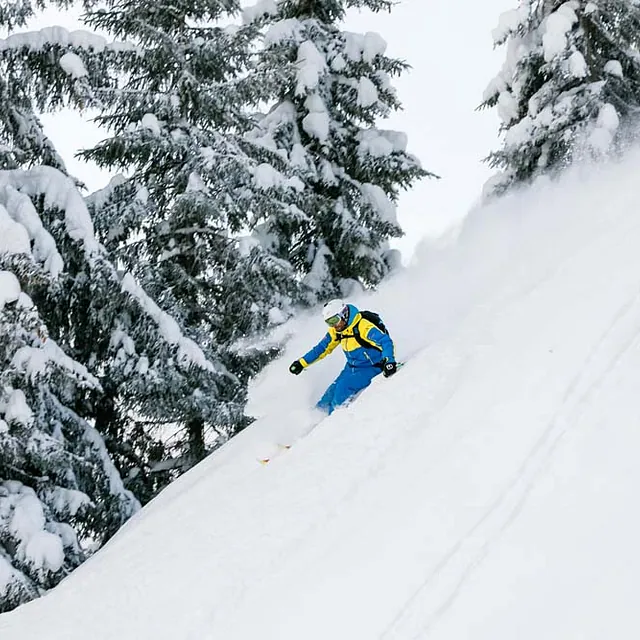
(322, 299, 349, 324)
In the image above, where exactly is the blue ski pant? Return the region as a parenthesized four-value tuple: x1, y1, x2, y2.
(316, 363, 382, 415)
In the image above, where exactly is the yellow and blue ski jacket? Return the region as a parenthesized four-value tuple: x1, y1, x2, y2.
(300, 305, 395, 369)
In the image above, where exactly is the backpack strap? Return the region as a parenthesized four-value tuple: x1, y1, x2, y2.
(338, 319, 382, 352)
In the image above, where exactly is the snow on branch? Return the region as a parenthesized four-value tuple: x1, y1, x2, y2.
(120, 274, 218, 373)
(296, 41, 327, 95)
(2, 185, 64, 277)
(0, 167, 99, 252)
(12, 340, 101, 390)
(0, 270, 21, 308)
(242, 0, 278, 25)
(357, 129, 408, 157)
(361, 183, 397, 224)
(492, 5, 530, 45)
(342, 31, 388, 64)
(0, 167, 218, 374)
(50, 395, 140, 510)
(0, 202, 31, 257)
(264, 18, 303, 46)
(0, 27, 138, 55)
(59, 51, 88, 79)
(542, 4, 578, 62)
(253, 163, 305, 192)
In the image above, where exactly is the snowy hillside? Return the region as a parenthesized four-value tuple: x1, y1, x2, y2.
(2, 151, 640, 639)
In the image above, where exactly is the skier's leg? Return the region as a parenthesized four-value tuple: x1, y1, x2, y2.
(330, 365, 380, 410)
(316, 378, 340, 414)
(316, 365, 357, 414)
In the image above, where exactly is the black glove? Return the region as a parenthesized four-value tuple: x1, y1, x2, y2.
(289, 360, 304, 375)
(383, 361, 397, 378)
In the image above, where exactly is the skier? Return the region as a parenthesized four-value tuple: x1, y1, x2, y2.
(289, 299, 397, 414)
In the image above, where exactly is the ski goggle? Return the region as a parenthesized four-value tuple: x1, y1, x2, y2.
(325, 314, 343, 327)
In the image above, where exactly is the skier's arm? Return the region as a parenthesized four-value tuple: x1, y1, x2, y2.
(362, 325, 396, 362)
(300, 332, 340, 367)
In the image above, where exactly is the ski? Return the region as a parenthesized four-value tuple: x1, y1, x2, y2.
(257, 443, 291, 465)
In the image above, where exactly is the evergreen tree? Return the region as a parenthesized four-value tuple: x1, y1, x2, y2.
(482, 0, 640, 194)
(0, 4, 248, 490)
(31, 170, 239, 501)
(243, 0, 433, 299)
(0, 117, 231, 612)
(0, 1, 135, 609)
(0, 189, 139, 612)
(80, 0, 315, 454)
(0, 157, 235, 603)
(0, 8, 243, 608)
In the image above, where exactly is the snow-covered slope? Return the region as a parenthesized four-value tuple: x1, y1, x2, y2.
(3, 153, 640, 639)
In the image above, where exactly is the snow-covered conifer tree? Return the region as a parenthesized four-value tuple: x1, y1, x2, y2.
(482, 0, 640, 194)
(0, 154, 243, 602)
(80, 0, 315, 450)
(0, 11, 247, 608)
(243, 0, 433, 298)
(29, 169, 242, 501)
(0, 152, 235, 611)
(0, 192, 140, 611)
(0, 2, 134, 610)
(0, 3, 256, 490)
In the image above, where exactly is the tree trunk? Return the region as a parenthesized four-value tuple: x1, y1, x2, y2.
(186, 417, 206, 467)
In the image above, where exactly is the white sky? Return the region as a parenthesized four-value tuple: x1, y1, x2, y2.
(34, 0, 514, 259)
(344, 0, 512, 256)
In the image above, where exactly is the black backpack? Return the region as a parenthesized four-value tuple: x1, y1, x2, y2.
(339, 310, 388, 352)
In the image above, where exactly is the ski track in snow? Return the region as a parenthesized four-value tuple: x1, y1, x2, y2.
(382, 284, 640, 639)
(4, 154, 640, 639)
(381, 212, 640, 636)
